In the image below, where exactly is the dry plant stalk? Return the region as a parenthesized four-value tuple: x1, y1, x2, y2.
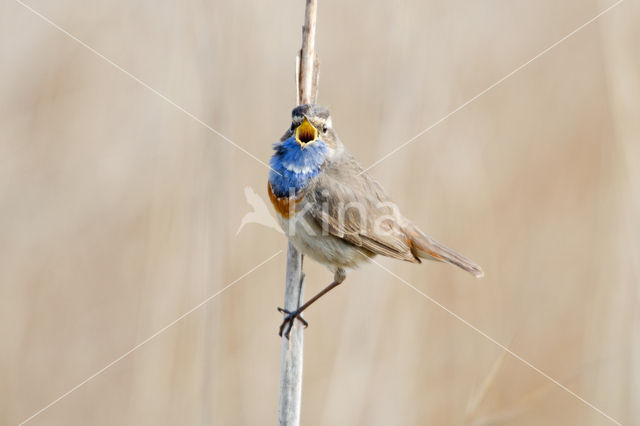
(277, 1, 319, 425)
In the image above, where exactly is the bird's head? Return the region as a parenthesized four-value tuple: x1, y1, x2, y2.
(284, 104, 341, 157)
(269, 104, 343, 196)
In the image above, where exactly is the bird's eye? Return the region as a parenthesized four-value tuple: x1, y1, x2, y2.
(322, 125, 328, 133)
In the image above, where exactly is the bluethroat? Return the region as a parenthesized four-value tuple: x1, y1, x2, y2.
(269, 104, 483, 338)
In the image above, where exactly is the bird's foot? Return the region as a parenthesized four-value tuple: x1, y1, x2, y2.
(277, 307, 308, 339)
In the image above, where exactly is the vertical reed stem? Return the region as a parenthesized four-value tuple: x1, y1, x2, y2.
(277, 1, 319, 425)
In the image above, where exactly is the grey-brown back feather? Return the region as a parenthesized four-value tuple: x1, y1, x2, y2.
(306, 150, 484, 277)
(305, 152, 419, 263)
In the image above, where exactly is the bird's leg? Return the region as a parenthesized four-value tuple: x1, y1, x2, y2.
(278, 271, 308, 332)
(278, 268, 346, 339)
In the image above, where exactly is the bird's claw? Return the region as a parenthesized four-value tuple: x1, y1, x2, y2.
(277, 307, 308, 339)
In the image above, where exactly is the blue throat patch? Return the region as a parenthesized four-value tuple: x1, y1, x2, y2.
(269, 136, 328, 198)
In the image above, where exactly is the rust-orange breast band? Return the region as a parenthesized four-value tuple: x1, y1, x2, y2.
(268, 181, 304, 218)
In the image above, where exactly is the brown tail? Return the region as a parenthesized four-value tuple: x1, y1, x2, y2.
(405, 224, 484, 278)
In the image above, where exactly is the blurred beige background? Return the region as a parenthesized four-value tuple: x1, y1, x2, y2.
(1, 0, 639, 425)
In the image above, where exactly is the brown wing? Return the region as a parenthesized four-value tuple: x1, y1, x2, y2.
(305, 153, 420, 263)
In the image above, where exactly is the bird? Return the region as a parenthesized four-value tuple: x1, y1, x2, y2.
(268, 104, 483, 338)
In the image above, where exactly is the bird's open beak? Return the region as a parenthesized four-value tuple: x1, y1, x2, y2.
(295, 117, 317, 149)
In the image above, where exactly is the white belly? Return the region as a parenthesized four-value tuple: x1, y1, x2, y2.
(277, 212, 371, 271)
